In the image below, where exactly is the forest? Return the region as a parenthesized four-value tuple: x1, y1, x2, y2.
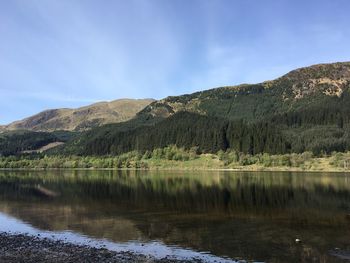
(66, 104, 350, 157)
(0, 130, 75, 156)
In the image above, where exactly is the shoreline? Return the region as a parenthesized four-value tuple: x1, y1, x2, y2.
(0, 232, 200, 263)
(2, 151, 350, 173)
(0, 167, 350, 173)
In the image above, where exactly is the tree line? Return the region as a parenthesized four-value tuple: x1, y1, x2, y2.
(76, 107, 350, 156)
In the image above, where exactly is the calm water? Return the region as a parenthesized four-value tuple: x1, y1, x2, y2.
(0, 170, 349, 262)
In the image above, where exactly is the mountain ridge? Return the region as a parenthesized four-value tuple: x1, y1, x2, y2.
(137, 61, 350, 121)
(4, 98, 154, 132)
(61, 61, 350, 156)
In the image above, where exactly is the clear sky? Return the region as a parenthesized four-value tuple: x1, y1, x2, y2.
(1, 0, 350, 124)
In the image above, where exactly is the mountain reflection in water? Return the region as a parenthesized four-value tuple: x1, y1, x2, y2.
(0, 170, 349, 262)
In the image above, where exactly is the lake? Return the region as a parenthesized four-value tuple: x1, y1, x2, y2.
(0, 170, 349, 262)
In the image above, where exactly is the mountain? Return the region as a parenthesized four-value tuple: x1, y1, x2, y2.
(62, 61, 350, 156)
(2, 62, 350, 157)
(138, 62, 350, 121)
(4, 99, 154, 132)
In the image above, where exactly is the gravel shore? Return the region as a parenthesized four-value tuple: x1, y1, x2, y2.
(0, 233, 201, 263)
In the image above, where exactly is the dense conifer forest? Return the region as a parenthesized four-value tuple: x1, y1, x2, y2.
(66, 107, 350, 157)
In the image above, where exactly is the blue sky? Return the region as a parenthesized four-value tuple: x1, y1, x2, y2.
(1, 0, 350, 124)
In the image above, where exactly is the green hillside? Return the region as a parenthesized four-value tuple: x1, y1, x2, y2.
(138, 62, 350, 121)
(60, 62, 350, 156)
(0, 130, 75, 156)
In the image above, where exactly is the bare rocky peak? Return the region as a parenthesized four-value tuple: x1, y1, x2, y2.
(277, 62, 350, 100)
(283, 62, 350, 81)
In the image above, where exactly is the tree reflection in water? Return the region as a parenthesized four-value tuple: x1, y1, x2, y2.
(0, 170, 349, 262)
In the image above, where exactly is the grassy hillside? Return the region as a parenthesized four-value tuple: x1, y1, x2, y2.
(5, 99, 154, 132)
(61, 62, 350, 156)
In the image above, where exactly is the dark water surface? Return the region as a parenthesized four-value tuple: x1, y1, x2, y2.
(0, 170, 349, 262)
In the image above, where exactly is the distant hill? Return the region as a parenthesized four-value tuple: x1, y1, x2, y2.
(4, 99, 154, 132)
(62, 61, 350, 156)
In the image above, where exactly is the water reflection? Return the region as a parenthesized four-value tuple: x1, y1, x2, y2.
(0, 170, 349, 262)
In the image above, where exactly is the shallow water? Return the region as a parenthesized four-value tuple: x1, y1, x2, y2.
(0, 170, 349, 262)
